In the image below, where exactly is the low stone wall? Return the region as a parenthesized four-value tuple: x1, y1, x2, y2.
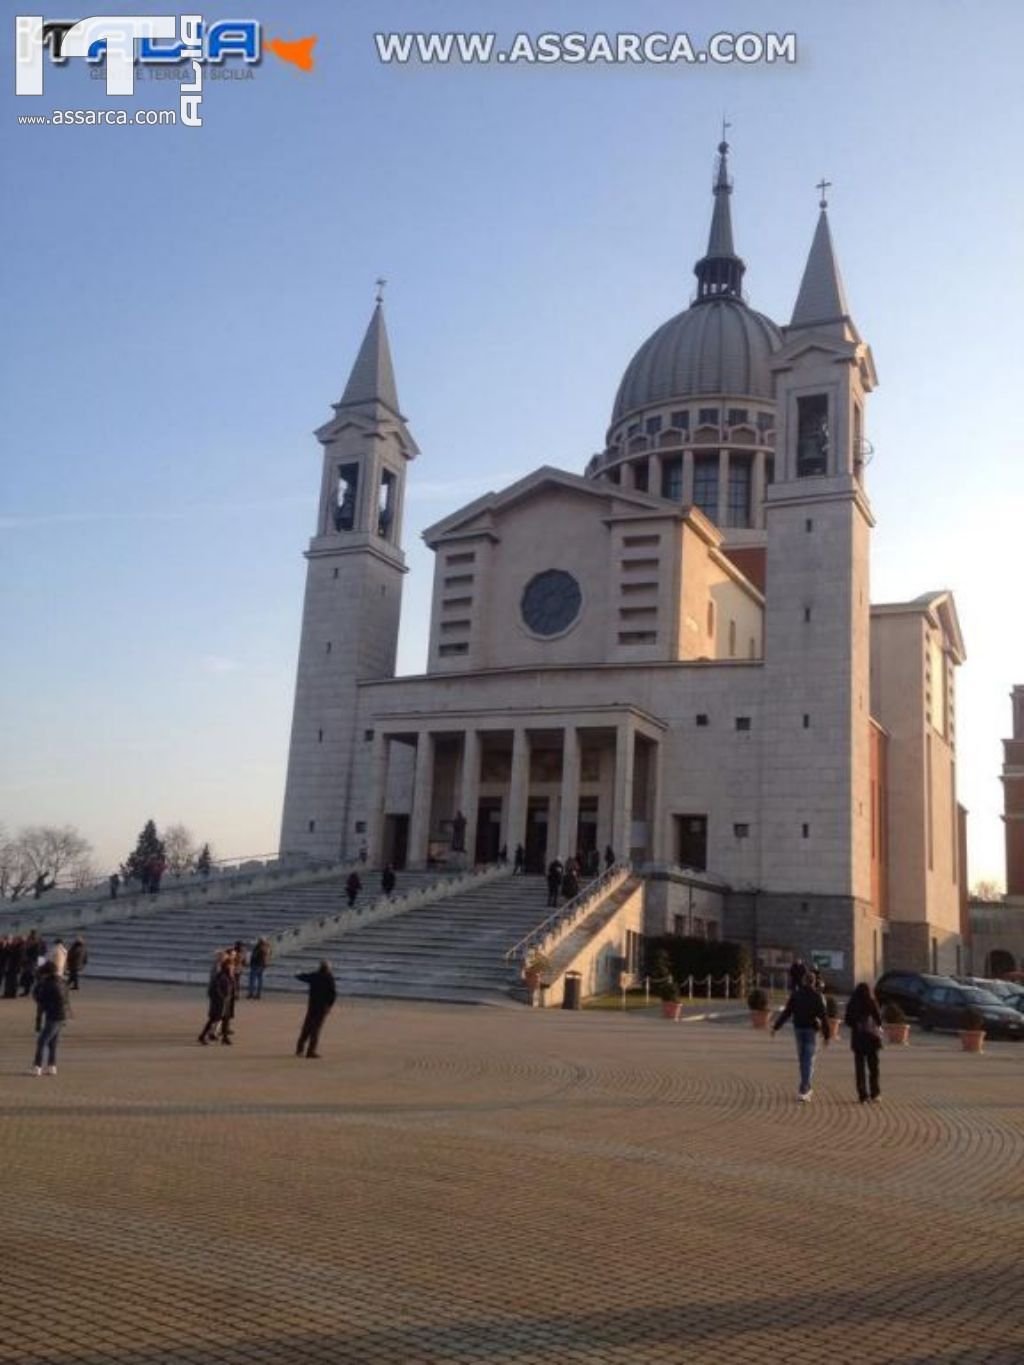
(269, 864, 512, 959)
(0, 860, 349, 937)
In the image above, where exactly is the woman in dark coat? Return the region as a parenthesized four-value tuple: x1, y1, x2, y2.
(295, 961, 337, 1059)
(198, 958, 234, 1045)
(844, 982, 883, 1104)
(3, 937, 23, 998)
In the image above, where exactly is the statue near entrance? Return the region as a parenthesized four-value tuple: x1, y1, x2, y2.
(450, 809, 468, 854)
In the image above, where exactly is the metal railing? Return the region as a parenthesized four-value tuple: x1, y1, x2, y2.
(504, 861, 633, 969)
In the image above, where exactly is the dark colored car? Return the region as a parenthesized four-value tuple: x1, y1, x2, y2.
(875, 971, 958, 1019)
(918, 984, 1024, 1040)
(953, 975, 1018, 1001)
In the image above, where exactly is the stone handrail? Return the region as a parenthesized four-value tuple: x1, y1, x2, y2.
(504, 862, 632, 969)
(0, 859, 350, 936)
(268, 862, 512, 958)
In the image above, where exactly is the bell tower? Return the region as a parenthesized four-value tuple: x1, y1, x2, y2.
(280, 294, 418, 860)
(757, 190, 879, 977)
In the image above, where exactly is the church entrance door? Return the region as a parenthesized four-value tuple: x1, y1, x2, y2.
(383, 814, 409, 870)
(525, 799, 550, 874)
(474, 798, 502, 864)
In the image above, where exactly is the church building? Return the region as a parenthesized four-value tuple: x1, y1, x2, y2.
(279, 140, 967, 988)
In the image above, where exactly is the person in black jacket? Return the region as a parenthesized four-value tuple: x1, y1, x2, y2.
(295, 961, 337, 1059)
(345, 872, 361, 908)
(67, 937, 88, 991)
(30, 962, 70, 1075)
(844, 982, 883, 1103)
(772, 969, 830, 1101)
(199, 958, 234, 1045)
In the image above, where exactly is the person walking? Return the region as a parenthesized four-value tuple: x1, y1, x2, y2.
(545, 859, 563, 909)
(20, 931, 42, 997)
(50, 938, 68, 979)
(198, 956, 234, 1045)
(248, 938, 271, 1000)
(513, 844, 525, 876)
(108, 872, 120, 899)
(345, 871, 361, 908)
(29, 963, 70, 1076)
(844, 982, 884, 1104)
(604, 845, 615, 870)
(295, 961, 337, 1059)
(560, 861, 579, 903)
(771, 969, 830, 1101)
(3, 937, 24, 999)
(381, 865, 396, 897)
(67, 937, 88, 991)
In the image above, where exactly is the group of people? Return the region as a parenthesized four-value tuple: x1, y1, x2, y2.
(196, 937, 337, 1057)
(2, 931, 88, 1000)
(773, 959, 884, 1104)
(345, 864, 400, 908)
(1, 931, 88, 1076)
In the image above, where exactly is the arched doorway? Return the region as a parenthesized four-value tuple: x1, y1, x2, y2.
(985, 948, 1017, 978)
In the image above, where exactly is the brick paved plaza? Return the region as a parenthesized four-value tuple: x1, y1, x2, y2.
(2, 982, 1022, 1364)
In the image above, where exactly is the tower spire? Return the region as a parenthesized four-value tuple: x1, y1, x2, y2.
(693, 134, 745, 302)
(336, 294, 401, 416)
(790, 187, 853, 332)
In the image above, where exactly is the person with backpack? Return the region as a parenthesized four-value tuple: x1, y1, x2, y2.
(248, 938, 271, 1000)
(844, 982, 884, 1104)
(29, 962, 70, 1076)
(294, 961, 338, 1059)
(771, 968, 830, 1101)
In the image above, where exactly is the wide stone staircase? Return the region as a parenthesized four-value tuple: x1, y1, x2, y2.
(80, 870, 444, 985)
(264, 874, 550, 1006)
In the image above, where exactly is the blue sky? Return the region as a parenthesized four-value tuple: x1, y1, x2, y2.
(2, 0, 1022, 882)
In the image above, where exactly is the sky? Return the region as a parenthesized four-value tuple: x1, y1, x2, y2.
(2, 0, 1022, 884)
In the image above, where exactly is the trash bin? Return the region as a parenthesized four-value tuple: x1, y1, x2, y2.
(563, 971, 582, 1010)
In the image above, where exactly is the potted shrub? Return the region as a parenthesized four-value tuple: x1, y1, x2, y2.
(881, 1000, 910, 1045)
(825, 994, 841, 1039)
(747, 987, 771, 1030)
(522, 949, 550, 993)
(959, 1006, 986, 1053)
(659, 979, 683, 1021)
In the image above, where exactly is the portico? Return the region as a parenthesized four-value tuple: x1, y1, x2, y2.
(366, 707, 664, 872)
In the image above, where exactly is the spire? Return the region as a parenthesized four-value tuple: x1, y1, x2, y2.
(790, 188, 852, 331)
(336, 297, 401, 415)
(693, 135, 746, 303)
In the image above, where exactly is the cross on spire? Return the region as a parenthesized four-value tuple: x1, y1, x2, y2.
(816, 179, 832, 209)
(374, 276, 388, 304)
(720, 114, 731, 151)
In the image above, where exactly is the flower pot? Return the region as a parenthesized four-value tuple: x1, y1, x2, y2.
(661, 1001, 683, 1020)
(959, 1030, 985, 1053)
(884, 1022, 910, 1045)
(523, 971, 541, 991)
(749, 1009, 771, 1030)
(827, 1017, 841, 1040)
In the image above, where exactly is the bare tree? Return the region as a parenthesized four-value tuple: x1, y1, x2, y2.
(0, 825, 93, 899)
(970, 878, 1004, 902)
(0, 826, 33, 900)
(163, 823, 198, 877)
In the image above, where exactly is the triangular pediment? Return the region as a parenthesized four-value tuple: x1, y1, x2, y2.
(422, 465, 676, 547)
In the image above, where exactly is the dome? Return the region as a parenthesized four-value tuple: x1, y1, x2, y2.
(610, 297, 782, 428)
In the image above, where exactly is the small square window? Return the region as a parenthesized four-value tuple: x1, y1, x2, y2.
(645, 415, 662, 436)
(727, 408, 749, 426)
(802, 823, 810, 838)
(698, 407, 719, 426)
(627, 423, 640, 438)
(735, 717, 751, 732)
(670, 410, 690, 431)
(695, 713, 709, 727)
(363, 729, 374, 742)
(733, 823, 750, 838)
(354, 821, 366, 834)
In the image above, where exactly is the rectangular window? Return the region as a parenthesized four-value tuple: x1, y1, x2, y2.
(627, 423, 640, 438)
(695, 714, 709, 727)
(645, 416, 662, 436)
(675, 814, 708, 871)
(796, 394, 829, 476)
(377, 468, 396, 539)
(728, 619, 736, 657)
(439, 642, 469, 657)
(444, 574, 474, 588)
(697, 407, 719, 427)
(802, 823, 810, 838)
(618, 630, 657, 645)
(727, 455, 751, 528)
(733, 823, 750, 838)
(765, 455, 775, 484)
(308, 820, 316, 833)
(621, 581, 658, 595)
(803, 714, 810, 729)
(621, 557, 659, 572)
(445, 551, 475, 566)
(661, 456, 683, 501)
(363, 729, 374, 741)
(735, 716, 751, 731)
(853, 403, 864, 482)
(440, 619, 471, 633)
(670, 410, 690, 431)
(443, 596, 473, 609)
(632, 460, 650, 492)
(619, 606, 658, 620)
(756, 412, 774, 434)
(623, 534, 660, 547)
(693, 455, 719, 521)
(727, 408, 749, 426)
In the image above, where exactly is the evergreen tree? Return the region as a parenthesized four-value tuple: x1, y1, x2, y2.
(195, 842, 213, 877)
(125, 820, 165, 883)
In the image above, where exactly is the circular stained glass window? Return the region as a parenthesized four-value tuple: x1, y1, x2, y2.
(520, 569, 582, 637)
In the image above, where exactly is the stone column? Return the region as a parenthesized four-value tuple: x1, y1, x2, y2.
(647, 453, 662, 499)
(407, 731, 435, 868)
(717, 449, 730, 529)
(753, 450, 767, 529)
(620, 461, 636, 491)
(649, 737, 665, 862)
(505, 726, 530, 855)
(612, 718, 636, 861)
(366, 731, 390, 867)
(458, 728, 480, 863)
(682, 450, 695, 506)
(556, 725, 580, 861)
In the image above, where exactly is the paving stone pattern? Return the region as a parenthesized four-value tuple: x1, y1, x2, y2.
(1, 983, 1022, 1364)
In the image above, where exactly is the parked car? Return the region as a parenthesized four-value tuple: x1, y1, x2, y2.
(875, 971, 958, 1019)
(953, 975, 1018, 1001)
(918, 984, 1024, 1040)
